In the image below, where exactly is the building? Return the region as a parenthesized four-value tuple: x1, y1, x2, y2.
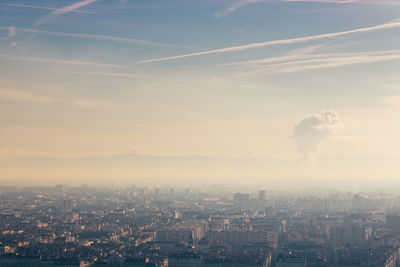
(276, 252, 306, 267)
(233, 193, 250, 209)
(167, 253, 201, 267)
(386, 215, 400, 233)
(258, 190, 266, 201)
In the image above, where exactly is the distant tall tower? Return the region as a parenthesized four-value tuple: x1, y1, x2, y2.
(233, 193, 249, 208)
(154, 187, 160, 196)
(258, 190, 266, 200)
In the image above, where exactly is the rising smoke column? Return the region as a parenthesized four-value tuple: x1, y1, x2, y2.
(294, 110, 342, 163)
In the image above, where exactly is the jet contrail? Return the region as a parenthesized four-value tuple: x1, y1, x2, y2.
(138, 19, 400, 64)
(0, 3, 100, 14)
(0, 26, 193, 49)
(34, 0, 98, 25)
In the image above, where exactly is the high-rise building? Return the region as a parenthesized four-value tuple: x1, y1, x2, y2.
(258, 190, 266, 201)
(233, 193, 250, 208)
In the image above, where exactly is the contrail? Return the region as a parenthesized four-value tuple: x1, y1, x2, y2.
(0, 3, 101, 14)
(34, 0, 98, 25)
(138, 19, 400, 64)
(215, 0, 265, 18)
(221, 49, 400, 74)
(0, 26, 193, 49)
(0, 54, 123, 68)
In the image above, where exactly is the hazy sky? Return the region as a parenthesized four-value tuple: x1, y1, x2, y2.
(1, 0, 400, 186)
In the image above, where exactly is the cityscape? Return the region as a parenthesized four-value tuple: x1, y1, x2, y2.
(1, 185, 400, 266)
(2, 0, 400, 266)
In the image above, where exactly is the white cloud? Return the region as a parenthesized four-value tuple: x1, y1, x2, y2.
(138, 19, 400, 64)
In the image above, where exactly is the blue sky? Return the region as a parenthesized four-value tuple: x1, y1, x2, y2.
(1, 0, 400, 187)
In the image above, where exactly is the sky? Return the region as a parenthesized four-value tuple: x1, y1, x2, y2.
(0, 0, 400, 187)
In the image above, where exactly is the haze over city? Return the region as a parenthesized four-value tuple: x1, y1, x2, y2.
(3, 2, 400, 267)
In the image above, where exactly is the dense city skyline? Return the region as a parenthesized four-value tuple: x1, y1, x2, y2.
(1, 184, 400, 266)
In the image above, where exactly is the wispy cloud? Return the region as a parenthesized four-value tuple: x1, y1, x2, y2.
(138, 19, 400, 64)
(0, 54, 123, 68)
(0, 54, 148, 80)
(284, 44, 324, 56)
(0, 149, 135, 160)
(2, 26, 16, 42)
(215, 0, 398, 18)
(278, 53, 400, 73)
(52, 0, 98, 15)
(223, 50, 400, 75)
(215, 0, 265, 18)
(70, 71, 145, 79)
(0, 89, 55, 103)
(0, 26, 193, 49)
(72, 98, 112, 109)
(0, 149, 64, 159)
(0, 89, 114, 109)
(8, 26, 15, 37)
(34, 0, 98, 25)
(285, 0, 400, 4)
(285, 0, 354, 3)
(0, 2, 101, 14)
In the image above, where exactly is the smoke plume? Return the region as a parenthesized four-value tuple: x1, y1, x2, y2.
(294, 110, 342, 162)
